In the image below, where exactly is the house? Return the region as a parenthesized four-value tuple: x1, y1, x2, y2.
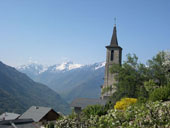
(19, 106, 60, 123)
(0, 119, 39, 128)
(0, 112, 20, 121)
(70, 98, 107, 113)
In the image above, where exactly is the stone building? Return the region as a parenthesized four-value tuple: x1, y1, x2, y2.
(101, 25, 122, 99)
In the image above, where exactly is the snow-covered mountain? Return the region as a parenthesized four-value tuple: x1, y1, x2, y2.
(17, 61, 104, 74)
(17, 63, 48, 75)
(46, 61, 83, 73)
(17, 61, 105, 103)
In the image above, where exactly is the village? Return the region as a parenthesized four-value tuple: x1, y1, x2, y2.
(0, 1, 170, 128)
(0, 23, 120, 128)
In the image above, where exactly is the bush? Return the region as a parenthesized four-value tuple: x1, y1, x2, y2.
(82, 105, 106, 118)
(55, 101, 170, 128)
(55, 114, 93, 128)
(114, 98, 137, 110)
(46, 122, 54, 128)
(95, 101, 170, 128)
(149, 86, 170, 101)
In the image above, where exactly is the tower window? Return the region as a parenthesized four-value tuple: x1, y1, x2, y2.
(111, 50, 114, 61)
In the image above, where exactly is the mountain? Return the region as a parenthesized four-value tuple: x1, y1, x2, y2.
(0, 61, 70, 114)
(17, 61, 105, 103)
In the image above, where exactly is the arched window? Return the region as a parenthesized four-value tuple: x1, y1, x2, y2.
(111, 50, 114, 61)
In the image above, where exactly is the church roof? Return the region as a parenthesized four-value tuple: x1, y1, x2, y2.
(70, 98, 107, 109)
(106, 25, 122, 49)
(110, 25, 118, 46)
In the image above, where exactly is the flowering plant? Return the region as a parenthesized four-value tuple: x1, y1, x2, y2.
(114, 98, 137, 110)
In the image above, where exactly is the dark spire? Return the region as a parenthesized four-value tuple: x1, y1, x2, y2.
(110, 25, 118, 46)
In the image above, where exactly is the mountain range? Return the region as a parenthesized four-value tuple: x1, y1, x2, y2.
(17, 61, 105, 103)
(0, 61, 70, 114)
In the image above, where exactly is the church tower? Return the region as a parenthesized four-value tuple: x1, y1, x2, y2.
(101, 24, 122, 99)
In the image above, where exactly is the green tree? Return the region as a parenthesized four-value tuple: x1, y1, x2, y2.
(144, 79, 158, 93)
(110, 54, 148, 102)
(109, 51, 170, 103)
(147, 51, 169, 86)
(149, 86, 170, 101)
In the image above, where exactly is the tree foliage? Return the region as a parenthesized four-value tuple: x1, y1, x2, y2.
(147, 51, 169, 86)
(82, 105, 107, 118)
(110, 51, 170, 103)
(110, 54, 148, 101)
(149, 85, 170, 101)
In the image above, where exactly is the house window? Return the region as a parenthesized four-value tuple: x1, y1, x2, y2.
(111, 50, 114, 61)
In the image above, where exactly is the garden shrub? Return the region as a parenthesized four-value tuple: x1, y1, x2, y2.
(95, 101, 170, 128)
(46, 122, 54, 128)
(149, 86, 170, 101)
(137, 96, 147, 103)
(82, 105, 106, 118)
(114, 98, 137, 110)
(55, 101, 170, 128)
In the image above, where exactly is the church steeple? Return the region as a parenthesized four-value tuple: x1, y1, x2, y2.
(110, 25, 118, 46)
(101, 23, 123, 100)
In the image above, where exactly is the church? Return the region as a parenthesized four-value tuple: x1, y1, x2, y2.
(71, 24, 122, 112)
(101, 24, 122, 99)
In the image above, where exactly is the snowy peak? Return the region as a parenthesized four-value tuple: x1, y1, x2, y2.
(16, 63, 48, 75)
(16, 61, 105, 75)
(52, 61, 83, 72)
(17, 63, 41, 70)
(17, 61, 84, 74)
(94, 62, 106, 70)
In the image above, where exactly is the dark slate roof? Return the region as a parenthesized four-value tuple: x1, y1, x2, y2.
(0, 119, 33, 125)
(106, 25, 122, 50)
(19, 106, 57, 122)
(70, 98, 107, 109)
(0, 119, 38, 128)
(110, 25, 118, 46)
(0, 112, 20, 121)
(0, 124, 37, 128)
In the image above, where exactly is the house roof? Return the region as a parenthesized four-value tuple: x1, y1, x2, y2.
(0, 112, 20, 121)
(0, 119, 33, 125)
(0, 119, 38, 128)
(19, 106, 57, 122)
(70, 98, 107, 109)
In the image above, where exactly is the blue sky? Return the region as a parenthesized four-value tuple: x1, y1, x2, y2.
(0, 0, 169, 66)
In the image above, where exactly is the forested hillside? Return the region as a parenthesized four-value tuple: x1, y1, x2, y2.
(0, 61, 70, 114)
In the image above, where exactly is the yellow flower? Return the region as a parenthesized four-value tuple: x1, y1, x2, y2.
(114, 98, 137, 110)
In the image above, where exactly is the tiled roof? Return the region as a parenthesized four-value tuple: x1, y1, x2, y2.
(70, 98, 107, 109)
